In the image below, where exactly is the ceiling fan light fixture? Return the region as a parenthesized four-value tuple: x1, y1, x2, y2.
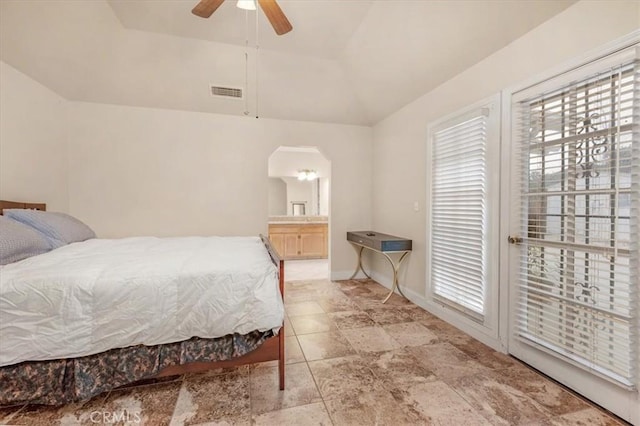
(192, 0, 292, 35)
(236, 0, 256, 11)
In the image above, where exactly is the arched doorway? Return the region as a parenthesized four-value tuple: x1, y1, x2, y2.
(268, 146, 331, 281)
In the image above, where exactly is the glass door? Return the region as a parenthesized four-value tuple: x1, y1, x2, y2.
(507, 49, 639, 423)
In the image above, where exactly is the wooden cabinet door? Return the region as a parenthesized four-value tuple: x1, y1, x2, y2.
(300, 232, 325, 258)
(284, 234, 300, 258)
(268, 233, 285, 258)
(269, 223, 327, 259)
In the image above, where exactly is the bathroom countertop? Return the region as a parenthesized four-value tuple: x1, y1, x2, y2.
(268, 216, 328, 225)
(268, 221, 328, 225)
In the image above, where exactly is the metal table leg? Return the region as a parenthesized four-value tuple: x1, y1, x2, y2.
(382, 251, 409, 303)
(349, 245, 372, 279)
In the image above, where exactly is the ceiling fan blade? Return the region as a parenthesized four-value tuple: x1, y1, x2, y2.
(192, 0, 226, 18)
(257, 0, 292, 35)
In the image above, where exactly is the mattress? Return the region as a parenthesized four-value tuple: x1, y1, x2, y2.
(0, 236, 284, 367)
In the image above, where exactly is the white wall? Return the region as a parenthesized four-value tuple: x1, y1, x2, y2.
(0, 61, 69, 212)
(319, 177, 329, 216)
(268, 178, 287, 216)
(66, 101, 372, 277)
(370, 1, 640, 298)
(268, 150, 331, 178)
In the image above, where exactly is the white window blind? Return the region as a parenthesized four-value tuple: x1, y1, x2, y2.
(513, 58, 639, 387)
(431, 111, 489, 321)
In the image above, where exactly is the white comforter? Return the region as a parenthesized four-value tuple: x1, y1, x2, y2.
(0, 236, 284, 367)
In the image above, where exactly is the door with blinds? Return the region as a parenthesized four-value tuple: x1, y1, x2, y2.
(507, 47, 639, 423)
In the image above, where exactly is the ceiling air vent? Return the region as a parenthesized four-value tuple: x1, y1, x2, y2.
(210, 85, 243, 99)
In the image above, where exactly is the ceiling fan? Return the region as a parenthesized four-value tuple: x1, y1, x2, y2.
(192, 0, 293, 36)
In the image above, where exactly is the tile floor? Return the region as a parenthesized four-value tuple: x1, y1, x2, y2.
(0, 279, 626, 426)
(285, 259, 329, 281)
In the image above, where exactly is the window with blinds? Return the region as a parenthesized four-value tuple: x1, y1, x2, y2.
(431, 110, 489, 321)
(514, 59, 639, 387)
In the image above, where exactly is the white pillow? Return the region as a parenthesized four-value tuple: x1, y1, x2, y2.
(0, 216, 52, 265)
(4, 209, 96, 249)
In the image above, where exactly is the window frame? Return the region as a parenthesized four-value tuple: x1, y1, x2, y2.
(425, 93, 502, 345)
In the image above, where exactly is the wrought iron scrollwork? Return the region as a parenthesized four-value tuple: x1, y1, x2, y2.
(574, 281, 608, 336)
(575, 112, 609, 179)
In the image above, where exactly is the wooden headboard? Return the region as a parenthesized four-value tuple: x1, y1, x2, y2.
(0, 200, 46, 215)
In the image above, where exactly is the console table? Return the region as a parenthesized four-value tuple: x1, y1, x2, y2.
(347, 231, 412, 303)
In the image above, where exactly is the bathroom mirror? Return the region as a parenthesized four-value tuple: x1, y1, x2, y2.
(268, 146, 330, 217)
(268, 177, 326, 216)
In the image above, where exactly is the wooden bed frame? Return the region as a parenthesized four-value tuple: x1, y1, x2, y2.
(0, 200, 286, 390)
(0, 200, 46, 213)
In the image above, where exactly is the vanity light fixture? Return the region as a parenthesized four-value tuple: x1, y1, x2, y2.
(297, 169, 318, 181)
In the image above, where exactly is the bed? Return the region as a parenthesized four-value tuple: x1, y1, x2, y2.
(0, 200, 285, 406)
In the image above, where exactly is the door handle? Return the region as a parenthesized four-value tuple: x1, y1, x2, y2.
(508, 235, 523, 245)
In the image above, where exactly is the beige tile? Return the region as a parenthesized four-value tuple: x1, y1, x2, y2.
(255, 336, 305, 370)
(380, 293, 413, 307)
(340, 326, 402, 353)
(284, 281, 316, 292)
(418, 316, 475, 346)
(363, 307, 414, 325)
(317, 296, 359, 313)
(170, 370, 250, 425)
(359, 279, 392, 292)
(7, 394, 109, 426)
(325, 388, 424, 425)
(284, 289, 318, 305)
(250, 363, 322, 415)
(550, 408, 627, 425)
(336, 281, 377, 297)
(328, 310, 375, 330)
(95, 380, 182, 426)
(283, 315, 294, 337)
(383, 321, 439, 347)
(314, 282, 347, 297)
(449, 372, 553, 425)
(252, 402, 332, 426)
(315, 286, 351, 299)
(285, 335, 306, 364)
(363, 348, 436, 389)
(178, 416, 250, 425)
(308, 355, 381, 401)
(285, 301, 325, 317)
(408, 342, 492, 381)
(399, 305, 440, 322)
(393, 380, 491, 425)
(450, 337, 519, 370)
(491, 366, 592, 417)
(350, 295, 389, 310)
(297, 331, 355, 361)
(289, 313, 337, 335)
(284, 259, 329, 281)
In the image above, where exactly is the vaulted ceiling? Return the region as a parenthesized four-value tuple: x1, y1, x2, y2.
(0, 0, 575, 125)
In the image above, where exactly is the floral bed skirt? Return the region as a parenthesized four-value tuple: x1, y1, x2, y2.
(0, 330, 274, 406)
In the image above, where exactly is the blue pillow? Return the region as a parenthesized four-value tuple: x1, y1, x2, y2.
(0, 216, 53, 265)
(4, 209, 96, 249)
